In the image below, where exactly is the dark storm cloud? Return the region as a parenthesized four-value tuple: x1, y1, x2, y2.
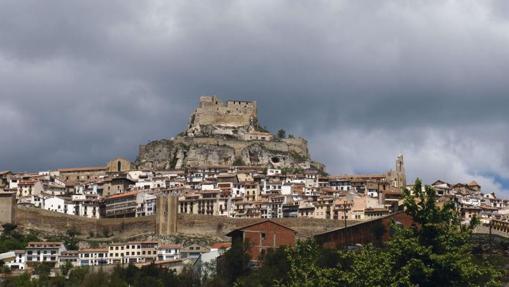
(1, 0, 509, 196)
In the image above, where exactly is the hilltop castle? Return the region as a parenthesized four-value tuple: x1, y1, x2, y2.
(136, 96, 323, 170)
(186, 96, 273, 141)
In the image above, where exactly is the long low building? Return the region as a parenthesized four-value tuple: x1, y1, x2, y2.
(314, 212, 415, 249)
(0, 240, 189, 271)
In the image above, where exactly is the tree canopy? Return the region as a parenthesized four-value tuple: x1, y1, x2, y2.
(269, 179, 502, 287)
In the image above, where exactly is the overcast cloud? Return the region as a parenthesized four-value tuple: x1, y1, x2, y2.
(1, 0, 509, 197)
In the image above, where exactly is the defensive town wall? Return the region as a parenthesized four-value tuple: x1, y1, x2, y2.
(15, 207, 347, 240)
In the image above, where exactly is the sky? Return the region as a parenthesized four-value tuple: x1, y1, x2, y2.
(1, 0, 509, 197)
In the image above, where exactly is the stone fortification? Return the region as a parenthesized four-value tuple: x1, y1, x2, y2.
(136, 96, 324, 170)
(187, 96, 258, 137)
(16, 207, 346, 240)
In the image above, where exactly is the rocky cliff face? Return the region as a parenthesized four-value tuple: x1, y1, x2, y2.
(135, 96, 324, 170)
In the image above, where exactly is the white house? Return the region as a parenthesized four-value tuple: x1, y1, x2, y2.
(42, 196, 68, 213)
(0, 250, 26, 270)
(136, 192, 157, 217)
(78, 248, 108, 266)
(281, 184, 292, 195)
(157, 244, 182, 261)
(267, 169, 282, 176)
(25, 242, 66, 265)
(71, 194, 100, 218)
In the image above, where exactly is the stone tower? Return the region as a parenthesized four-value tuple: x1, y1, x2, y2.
(155, 194, 178, 235)
(0, 192, 15, 224)
(395, 154, 406, 188)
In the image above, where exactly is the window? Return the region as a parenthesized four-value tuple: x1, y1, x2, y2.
(261, 233, 266, 240)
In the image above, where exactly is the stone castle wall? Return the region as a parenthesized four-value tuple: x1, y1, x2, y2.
(190, 96, 257, 128)
(16, 207, 347, 240)
(136, 96, 323, 170)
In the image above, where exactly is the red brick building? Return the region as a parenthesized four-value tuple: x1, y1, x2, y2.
(226, 220, 296, 260)
(314, 212, 415, 249)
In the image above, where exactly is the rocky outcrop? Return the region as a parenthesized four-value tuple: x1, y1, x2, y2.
(136, 136, 319, 170)
(135, 96, 325, 170)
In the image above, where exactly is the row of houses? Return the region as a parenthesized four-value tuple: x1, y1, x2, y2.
(1, 240, 229, 273)
(427, 180, 509, 224)
(1, 155, 508, 225)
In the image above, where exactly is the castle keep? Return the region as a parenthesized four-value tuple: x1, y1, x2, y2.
(187, 96, 257, 133)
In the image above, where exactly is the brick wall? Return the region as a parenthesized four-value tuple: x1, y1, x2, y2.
(240, 221, 296, 259)
(315, 212, 414, 248)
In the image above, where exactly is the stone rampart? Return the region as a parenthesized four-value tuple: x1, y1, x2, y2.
(15, 207, 348, 240)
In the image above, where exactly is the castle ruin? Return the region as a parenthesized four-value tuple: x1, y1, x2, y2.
(186, 96, 269, 140)
(136, 96, 324, 171)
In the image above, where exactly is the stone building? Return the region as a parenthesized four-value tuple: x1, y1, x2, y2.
(156, 194, 178, 235)
(101, 174, 135, 197)
(186, 96, 257, 137)
(0, 192, 15, 224)
(386, 154, 406, 189)
(57, 166, 106, 183)
(106, 158, 132, 173)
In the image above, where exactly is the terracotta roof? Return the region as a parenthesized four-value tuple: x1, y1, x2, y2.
(79, 248, 108, 253)
(58, 166, 106, 173)
(27, 242, 63, 248)
(226, 220, 297, 237)
(106, 191, 139, 200)
(468, 180, 480, 187)
(128, 241, 158, 245)
(158, 244, 182, 249)
(211, 242, 231, 249)
(364, 208, 389, 212)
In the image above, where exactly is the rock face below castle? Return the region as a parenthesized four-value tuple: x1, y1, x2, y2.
(136, 96, 324, 170)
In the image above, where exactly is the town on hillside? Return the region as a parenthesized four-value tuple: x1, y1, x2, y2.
(0, 97, 507, 278)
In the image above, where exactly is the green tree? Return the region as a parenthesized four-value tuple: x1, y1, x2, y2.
(0, 225, 39, 253)
(217, 241, 251, 286)
(386, 178, 501, 286)
(275, 179, 502, 287)
(1, 224, 17, 235)
(1, 272, 35, 287)
(59, 261, 73, 277)
(233, 157, 245, 166)
(277, 129, 286, 139)
(64, 227, 80, 250)
(236, 248, 291, 287)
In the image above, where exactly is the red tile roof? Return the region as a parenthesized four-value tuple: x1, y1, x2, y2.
(106, 191, 139, 200)
(210, 242, 231, 249)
